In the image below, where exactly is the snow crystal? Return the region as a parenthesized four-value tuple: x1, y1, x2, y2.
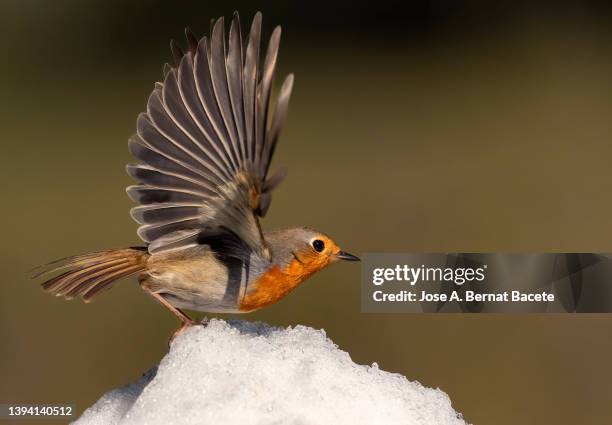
(75, 319, 466, 425)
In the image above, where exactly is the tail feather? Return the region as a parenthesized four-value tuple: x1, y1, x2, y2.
(35, 248, 148, 302)
(57, 259, 134, 297)
(41, 257, 130, 294)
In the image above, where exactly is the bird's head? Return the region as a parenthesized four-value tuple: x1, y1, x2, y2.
(269, 228, 360, 275)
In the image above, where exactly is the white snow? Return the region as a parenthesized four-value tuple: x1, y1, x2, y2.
(75, 319, 466, 425)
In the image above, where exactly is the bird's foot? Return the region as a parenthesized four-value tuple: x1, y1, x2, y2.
(168, 318, 210, 346)
(169, 320, 196, 345)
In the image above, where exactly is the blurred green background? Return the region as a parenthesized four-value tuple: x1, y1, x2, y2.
(2, 1, 612, 424)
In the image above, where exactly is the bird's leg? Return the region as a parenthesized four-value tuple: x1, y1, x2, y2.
(145, 290, 195, 343)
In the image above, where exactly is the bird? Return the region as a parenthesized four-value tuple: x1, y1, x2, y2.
(35, 11, 359, 340)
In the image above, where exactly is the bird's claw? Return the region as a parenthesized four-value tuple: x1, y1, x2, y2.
(169, 320, 195, 345)
(169, 318, 209, 346)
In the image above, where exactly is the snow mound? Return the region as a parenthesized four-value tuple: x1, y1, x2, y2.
(75, 319, 466, 425)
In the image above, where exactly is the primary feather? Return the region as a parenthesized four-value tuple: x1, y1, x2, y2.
(128, 12, 294, 257)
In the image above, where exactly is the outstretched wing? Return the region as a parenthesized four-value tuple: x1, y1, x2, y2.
(126, 12, 294, 257)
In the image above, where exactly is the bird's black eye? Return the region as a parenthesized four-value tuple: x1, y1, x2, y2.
(312, 239, 325, 252)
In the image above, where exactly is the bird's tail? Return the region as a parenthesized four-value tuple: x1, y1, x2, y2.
(33, 247, 149, 302)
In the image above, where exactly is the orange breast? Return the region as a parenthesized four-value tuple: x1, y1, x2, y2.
(239, 258, 322, 312)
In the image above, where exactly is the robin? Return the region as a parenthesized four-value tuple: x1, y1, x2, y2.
(35, 12, 359, 340)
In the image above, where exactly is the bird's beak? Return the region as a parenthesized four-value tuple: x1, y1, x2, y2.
(336, 251, 360, 261)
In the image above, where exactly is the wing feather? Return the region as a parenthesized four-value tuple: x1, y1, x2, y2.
(130, 204, 202, 225)
(194, 36, 238, 172)
(129, 136, 220, 192)
(127, 164, 217, 198)
(128, 12, 293, 255)
(185, 27, 199, 53)
(149, 230, 201, 253)
(177, 54, 232, 175)
(263, 74, 294, 177)
(137, 113, 214, 180)
(243, 12, 261, 162)
(127, 186, 205, 205)
(137, 219, 201, 243)
(227, 12, 247, 161)
(170, 39, 184, 66)
(255, 26, 281, 175)
(209, 18, 242, 167)
(146, 91, 229, 183)
(162, 69, 232, 180)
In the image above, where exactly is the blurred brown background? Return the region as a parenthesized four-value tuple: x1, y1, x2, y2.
(2, 1, 612, 424)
